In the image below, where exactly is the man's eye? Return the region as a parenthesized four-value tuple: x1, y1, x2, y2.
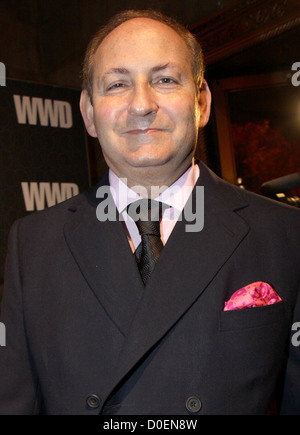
(107, 83, 126, 91)
(158, 78, 175, 84)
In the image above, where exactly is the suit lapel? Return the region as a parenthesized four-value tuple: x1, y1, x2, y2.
(63, 173, 144, 336)
(107, 162, 250, 393)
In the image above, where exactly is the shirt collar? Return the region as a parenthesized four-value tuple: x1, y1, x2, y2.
(108, 159, 200, 216)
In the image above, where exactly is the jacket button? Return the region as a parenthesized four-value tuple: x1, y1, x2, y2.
(186, 396, 202, 413)
(86, 394, 101, 409)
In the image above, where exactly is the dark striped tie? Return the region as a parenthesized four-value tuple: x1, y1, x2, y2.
(127, 199, 167, 285)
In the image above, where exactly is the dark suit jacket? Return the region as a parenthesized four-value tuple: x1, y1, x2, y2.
(0, 162, 299, 415)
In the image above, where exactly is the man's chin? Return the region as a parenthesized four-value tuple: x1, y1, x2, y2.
(126, 150, 173, 168)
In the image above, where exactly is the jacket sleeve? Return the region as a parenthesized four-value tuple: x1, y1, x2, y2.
(0, 220, 43, 415)
(280, 282, 300, 415)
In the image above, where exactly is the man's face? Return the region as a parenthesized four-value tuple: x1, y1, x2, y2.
(80, 18, 211, 186)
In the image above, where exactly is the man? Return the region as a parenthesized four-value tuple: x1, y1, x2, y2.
(0, 9, 299, 415)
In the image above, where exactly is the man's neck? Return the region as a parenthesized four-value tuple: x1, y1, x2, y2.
(113, 157, 195, 199)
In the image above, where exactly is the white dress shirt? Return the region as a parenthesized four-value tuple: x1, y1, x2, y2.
(109, 159, 200, 252)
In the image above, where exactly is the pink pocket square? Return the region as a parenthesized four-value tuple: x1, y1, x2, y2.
(224, 281, 282, 311)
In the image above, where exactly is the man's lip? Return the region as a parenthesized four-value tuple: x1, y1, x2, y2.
(124, 128, 163, 135)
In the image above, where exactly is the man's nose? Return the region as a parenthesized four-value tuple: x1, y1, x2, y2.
(127, 82, 158, 117)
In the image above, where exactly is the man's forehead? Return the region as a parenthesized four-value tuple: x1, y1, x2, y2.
(94, 18, 191, 74)
(96, 17, 188, 55)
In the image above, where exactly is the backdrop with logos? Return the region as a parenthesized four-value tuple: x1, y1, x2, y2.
(0, 79, 90, 286)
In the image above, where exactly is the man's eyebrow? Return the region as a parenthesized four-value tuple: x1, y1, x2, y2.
(103, 67, 130, 77)
(151, 63, 180, 73)
(151, 63, 170, 73)
(102, 63, 179, 77)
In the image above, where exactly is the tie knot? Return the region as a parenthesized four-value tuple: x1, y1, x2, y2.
(127, 199, 167, 237)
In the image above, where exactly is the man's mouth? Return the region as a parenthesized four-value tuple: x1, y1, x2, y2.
(125, 128, 163, 135)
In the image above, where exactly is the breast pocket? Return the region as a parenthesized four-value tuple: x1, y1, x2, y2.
(219, 300, 288, 332)
(218, 301, 290, 374)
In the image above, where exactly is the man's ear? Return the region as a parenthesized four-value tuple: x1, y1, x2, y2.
(79, 90, 97, 138)
(197, 79, 212, 129)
